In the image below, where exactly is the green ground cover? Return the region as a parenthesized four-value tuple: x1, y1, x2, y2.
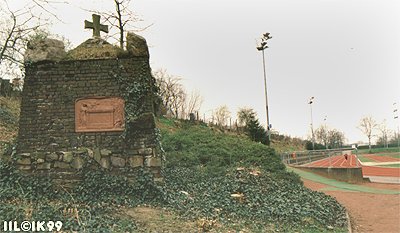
(357, 152, 400, 162)
(357, 147, 400, 155)
(378, 163, 400, 168)
(288, 166, 400, 195)
(357, 154, 375, 163)
(375, 152, 400, 159)
(160, 118, 348, 232)
(0, 117, 349, 232)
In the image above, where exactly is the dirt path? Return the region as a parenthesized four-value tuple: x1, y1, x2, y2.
(303, 179, 400, 233)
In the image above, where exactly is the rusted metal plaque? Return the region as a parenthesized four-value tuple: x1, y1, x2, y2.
(75, 97, 124, 132)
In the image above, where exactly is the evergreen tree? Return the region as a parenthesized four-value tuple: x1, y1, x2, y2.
(237, 108, 267, 145)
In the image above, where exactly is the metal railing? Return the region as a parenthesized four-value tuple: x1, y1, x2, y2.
(281, 148, 353, 166)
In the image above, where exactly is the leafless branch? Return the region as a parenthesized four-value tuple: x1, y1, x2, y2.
(80, 0, 151, 49)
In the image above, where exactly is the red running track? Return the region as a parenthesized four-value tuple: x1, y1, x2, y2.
(363, 154, 400, 163)
(302, 154, 359, 168)
(362, 166, 400, 177)
(302, 154, 400, 177)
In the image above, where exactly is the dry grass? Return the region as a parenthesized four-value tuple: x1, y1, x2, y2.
(66, 38, 125, 60)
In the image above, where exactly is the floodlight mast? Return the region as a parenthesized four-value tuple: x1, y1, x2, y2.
(257, 33, 272, 146)
(394, 102, 399, 152)
(309, 97, 315, 150)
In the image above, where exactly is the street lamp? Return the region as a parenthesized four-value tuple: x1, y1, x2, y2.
(323, 115, 328, 148)
(309, 97, 315, 150)
(257, 32, 272, 145)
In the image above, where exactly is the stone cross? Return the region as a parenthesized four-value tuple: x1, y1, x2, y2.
(84, 14, 109, 38)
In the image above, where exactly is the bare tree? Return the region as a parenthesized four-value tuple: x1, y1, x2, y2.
(358, 116, 378, 152)
(181, 90, 203, 119)
(170, 87, 186, 119)
(86, 0, 150, 49)
(377, 120, 390, 148)
(1, 1, 39, 66)
(154, 69, 204, 119)
(153, 69, 186, 118)
(314, 125, 329, 148)
(0, 0, 63, 79)
(327, 129, 346, 149)
(213, 105, 231, 126)
(313, 125, 345, 149)
(389, 131, 399, 146)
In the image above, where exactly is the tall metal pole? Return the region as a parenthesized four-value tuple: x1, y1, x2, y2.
(323, 115, 328, 149)
(309, 97, 315, 150)
(394, 102, 399, 152)
(257, 33, 272, 146)
(261, 49, 271, 144)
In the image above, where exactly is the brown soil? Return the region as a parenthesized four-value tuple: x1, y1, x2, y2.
(123, 206, 198, 232)
(122, 206, 256, 232)
(303, 179, 400, 233)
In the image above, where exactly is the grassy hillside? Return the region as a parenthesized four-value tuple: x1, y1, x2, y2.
(270, 135, 305, 153)
(0, 97, 20, 152)
(159, 117, 347, 232)
(0, 103, 347, 232)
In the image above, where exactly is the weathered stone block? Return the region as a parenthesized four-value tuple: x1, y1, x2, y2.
(20, 153, 31, 157)
(25, 38, 66, 63)
(36, 158, 45, 164)
(71, 157, 85, 169)
(94, 148, 101, 164)
(17, 165, 31, 170)
(100, 158, 111, 169)
(17, 158, 31, 165)
(61, 151, 74, 163)
(87, 148, 94, 158)
(145, 157, 162, 167)
(32, 152, 46, 159)
(73, 149, 87, 156)
(54, 161, 71, 169)
(138, 148, 153, 155)
(110, 156, 125, 167)
(100, 149, 112, 157)
(128, 156, 143, 168)
(36, 163, 51, 170)
(150, 167, 162, 178)
(31, 151, 46, 159)
(126, 32, 149, 57)
(46, 153, 59, 161)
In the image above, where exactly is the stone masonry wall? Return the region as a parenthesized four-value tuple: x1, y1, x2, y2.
(15, 57, 162, 177)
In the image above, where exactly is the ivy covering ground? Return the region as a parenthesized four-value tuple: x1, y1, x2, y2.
(0, 117, 348, 232)
(159, 118, 347, 232)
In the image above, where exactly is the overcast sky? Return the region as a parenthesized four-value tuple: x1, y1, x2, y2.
(9, 0, 400, 144)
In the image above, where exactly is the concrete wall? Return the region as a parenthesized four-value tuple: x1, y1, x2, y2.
(296, 166, 364, 183)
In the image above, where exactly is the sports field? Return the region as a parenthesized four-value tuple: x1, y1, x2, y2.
(301, 152, 400, 179)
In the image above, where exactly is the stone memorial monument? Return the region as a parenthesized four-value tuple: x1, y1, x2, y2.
(13, 14, 162, 180)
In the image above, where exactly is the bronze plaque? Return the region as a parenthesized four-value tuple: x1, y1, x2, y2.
(75, 97, 124, 132)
